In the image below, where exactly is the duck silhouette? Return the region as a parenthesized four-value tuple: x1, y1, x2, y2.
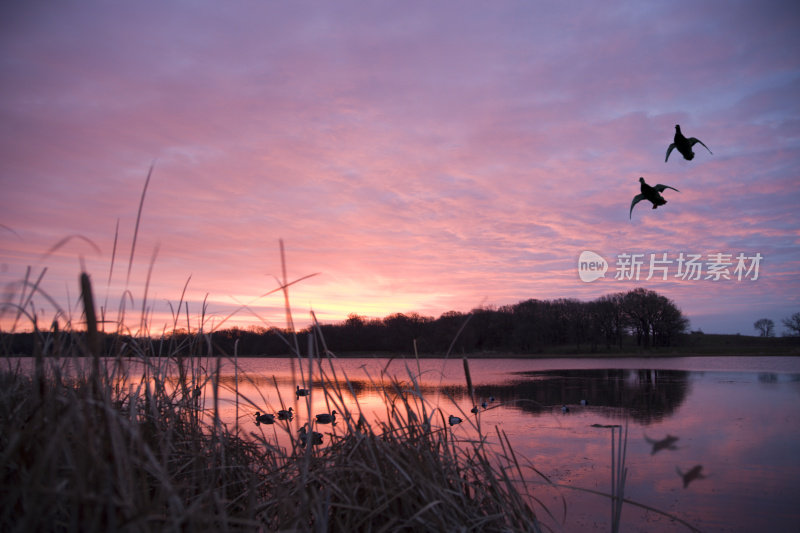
(665, 124, 712, 162)
(630, 177, 679, 219)
(448, 415, 463, 426)
(254, 412, 275, 425)
(298, 425, 323, 446)
(277, 407, 293, 420)
(296, 385, 309, 397)
(315, 410, 337, 424)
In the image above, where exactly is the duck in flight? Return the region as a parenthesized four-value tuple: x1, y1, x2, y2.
(630, 177, 679, 219)
(665, 124, 712, 162)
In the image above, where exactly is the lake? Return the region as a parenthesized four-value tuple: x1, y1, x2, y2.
(8, 355, 800, 532)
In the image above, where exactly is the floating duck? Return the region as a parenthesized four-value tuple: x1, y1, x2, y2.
(254, 412, 275, 425)
(470, 406, 479, 414)
(489, 396, 495, 402)
(299, 425, 323, 446)
(448, 415, 463, 426)
(277, 407, 294, 420)
(296, 385, 310, 397)
(645, 434, 679, 454)
(677, 465, 706, 488)
(665, 124, 713, 162)
(580, 399, 588, 406)
(315, 410, 337, 424)
(561, 405, 570, 413)
(481, 401, 488, 409)
(630, 177, 679, 219)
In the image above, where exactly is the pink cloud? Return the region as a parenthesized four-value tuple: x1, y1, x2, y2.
(1, 0, 798, 335)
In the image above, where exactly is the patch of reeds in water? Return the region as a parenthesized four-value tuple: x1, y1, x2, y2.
(1, 273, 546, 532)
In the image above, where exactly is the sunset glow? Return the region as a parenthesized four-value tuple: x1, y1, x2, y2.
(1, 1, 798, 336)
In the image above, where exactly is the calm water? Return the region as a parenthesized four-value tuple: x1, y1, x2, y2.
(8, 355, 800, 532)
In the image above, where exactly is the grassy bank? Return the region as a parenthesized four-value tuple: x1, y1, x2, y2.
(0, 264, 714, 532)
(0, 339, 546, 532)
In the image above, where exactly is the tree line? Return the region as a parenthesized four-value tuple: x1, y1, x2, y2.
(208, 287, 689, 356)
(2, 288, 690, 357)
(753, 312, 800, 337)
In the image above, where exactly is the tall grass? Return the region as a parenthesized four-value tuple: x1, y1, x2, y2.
(1, 169, 702, 531)
(0, 267, 547, 532)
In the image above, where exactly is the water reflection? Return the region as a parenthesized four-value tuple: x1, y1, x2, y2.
(477, 369, 692, 424)
(225, 357, 800, 532)
(243, 368, 692, 425)
(6, 355, 800, 532)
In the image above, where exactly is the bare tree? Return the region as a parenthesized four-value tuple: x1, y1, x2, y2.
(622, 288, 687, 347)
(782, 312, 800, 336)
(753, 318, 775, 337)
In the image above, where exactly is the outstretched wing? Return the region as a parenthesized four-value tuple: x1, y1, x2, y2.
(654, 184, 679, 193)
(630, 194, 645, 219)
(689, 137, 713, 154)
(665, 143, 676, 162)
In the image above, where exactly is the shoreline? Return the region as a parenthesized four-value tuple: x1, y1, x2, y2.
(6, 349, 800, 359)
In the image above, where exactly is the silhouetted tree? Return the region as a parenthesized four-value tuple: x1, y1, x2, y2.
(782, 312, 800, 337)
(753, 318, 775, 337)
(590, 292, 626, 349)
(622, 288, 687, 347)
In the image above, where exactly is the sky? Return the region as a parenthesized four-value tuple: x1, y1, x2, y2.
(1, 0, 799, 338)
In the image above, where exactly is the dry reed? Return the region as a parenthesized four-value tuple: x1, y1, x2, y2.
(1, 270, 545, 532)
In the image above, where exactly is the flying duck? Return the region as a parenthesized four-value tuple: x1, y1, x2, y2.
(630, 177, 679, 219)
(277, 407, 294, 420)
(665, 124, 712, 162)
(254, 412, 275, 425)
(315, 410, 337, 424)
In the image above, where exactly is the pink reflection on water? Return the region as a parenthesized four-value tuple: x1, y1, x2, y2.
(7, 356, 800, 531)
(213, 356, 800, 532)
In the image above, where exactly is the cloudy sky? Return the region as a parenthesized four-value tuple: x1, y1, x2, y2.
(1, 0, 798, 337)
